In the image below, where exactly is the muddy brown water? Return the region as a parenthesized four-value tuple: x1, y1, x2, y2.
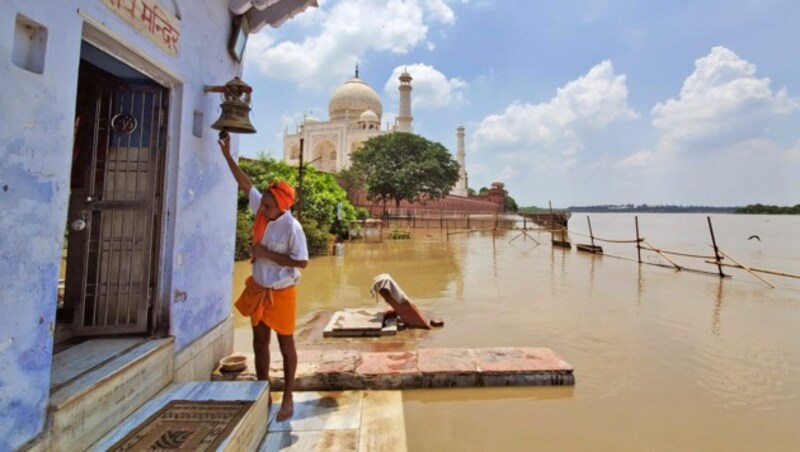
(232, 213, 800, 451)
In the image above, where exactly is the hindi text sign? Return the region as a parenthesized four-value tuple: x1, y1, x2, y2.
(102, 0, 180, 56)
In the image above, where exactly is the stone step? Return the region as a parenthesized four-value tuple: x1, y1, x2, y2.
(259, 390, 406, 452)
(90, 381, 271, 451)
(45, 337, 175, 451)
(214, 347, 575, 391)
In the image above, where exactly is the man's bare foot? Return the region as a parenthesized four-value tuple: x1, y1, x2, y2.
(276, 395, 294, 422)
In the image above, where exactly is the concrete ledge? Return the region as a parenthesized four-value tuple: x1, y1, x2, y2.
(213, 347, 574, 390)
(46, 338, 175, 451)
(174, 316, 234, 382)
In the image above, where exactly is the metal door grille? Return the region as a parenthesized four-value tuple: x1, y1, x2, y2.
(74, 85, 166, 335)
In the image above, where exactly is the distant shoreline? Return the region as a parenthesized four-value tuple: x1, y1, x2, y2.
(545, 205, 737, 214)
(541, 204, 799, 214)
(519, 204, 799, 214)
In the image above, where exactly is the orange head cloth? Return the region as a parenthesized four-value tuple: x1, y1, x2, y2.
(252, 181, 296, 245)
(268, 181, 295, 212)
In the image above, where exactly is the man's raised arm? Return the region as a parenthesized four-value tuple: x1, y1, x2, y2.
(218, 132, 253, 194)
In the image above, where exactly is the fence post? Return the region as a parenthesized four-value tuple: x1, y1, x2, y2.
(635, 216, 642, 264)
(707, 216, 726, 278)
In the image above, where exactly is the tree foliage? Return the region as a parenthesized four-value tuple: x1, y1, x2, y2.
(505, 194, 519, 212)
(350, 132, 460, 210)
(335, 167, 366, 202)
(234, 155, 358, 259)
(735, 203, 800, 214)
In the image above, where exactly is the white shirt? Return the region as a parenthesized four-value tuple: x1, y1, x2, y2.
(248, 187, 308, 289)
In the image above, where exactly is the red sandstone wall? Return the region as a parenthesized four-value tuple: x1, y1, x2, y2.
(350, 190, 504, 215)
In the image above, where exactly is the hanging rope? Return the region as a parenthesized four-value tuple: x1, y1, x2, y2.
(569, 231, 643, 244)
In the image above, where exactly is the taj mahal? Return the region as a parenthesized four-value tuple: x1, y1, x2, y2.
(283, 66, 469, 197)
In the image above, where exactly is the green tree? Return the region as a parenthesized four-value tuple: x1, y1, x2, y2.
(234, 155, 358, 259)
(335, 166, 366, 202)
(467, 187, 476, 197)
(735, 203, 800, 214)
(350, 132, 460, 211)
(504, 194, 519, 212)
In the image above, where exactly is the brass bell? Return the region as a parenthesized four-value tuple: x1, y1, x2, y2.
(205, 77, 257, 134)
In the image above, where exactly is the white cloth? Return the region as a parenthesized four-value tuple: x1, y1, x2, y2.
(248, 187, 308, 289)
(370, 273, 409, 304)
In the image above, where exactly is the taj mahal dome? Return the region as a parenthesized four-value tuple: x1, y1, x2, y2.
(283, 67, 469, 197)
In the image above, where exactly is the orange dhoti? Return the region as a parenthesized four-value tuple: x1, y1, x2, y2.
(235, 276, 297, 335)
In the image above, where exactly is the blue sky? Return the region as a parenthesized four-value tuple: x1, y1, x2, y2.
(239, 0, 800, 207)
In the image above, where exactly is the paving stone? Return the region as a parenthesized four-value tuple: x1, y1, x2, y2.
(417, 348, 478, 373)
(356, 351, 421, 389)
(416, 348, 481, 387)
(472, 347, 573, 373)
(268, 391, 363, 432)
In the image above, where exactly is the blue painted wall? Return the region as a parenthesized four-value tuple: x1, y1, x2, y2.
(0, 1, 240, 447)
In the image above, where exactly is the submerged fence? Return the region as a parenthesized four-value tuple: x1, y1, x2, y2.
(365, 211, 799, 289)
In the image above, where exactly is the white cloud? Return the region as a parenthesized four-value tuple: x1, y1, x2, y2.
(616, 149, 656, 168)
(618, 46, 798, 169)
(422, 0, 456, 24)
(473, 60, 637, 157)
(245, 0, 456, 88)
(611, 47, 800, 204)
(651, 46, 798, 146)
(383, 64, 467, 109)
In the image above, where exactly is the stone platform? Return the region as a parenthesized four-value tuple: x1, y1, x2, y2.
(213, 347, 574, 390)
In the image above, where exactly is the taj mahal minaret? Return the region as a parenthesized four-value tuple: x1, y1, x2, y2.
(452, 124, 469, 196)
(396, 69, 413, 133)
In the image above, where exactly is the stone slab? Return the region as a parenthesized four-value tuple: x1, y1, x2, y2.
(51, 337, 145, 390)
(323, 308, 395, 337)
(259, 390, 406, 452)
(417, 348, 481, 388)
(213, 347, 574, 390)
(359, 390, 407, 452)
(267, 391, 363, 432)
(260, 430, 359, 452)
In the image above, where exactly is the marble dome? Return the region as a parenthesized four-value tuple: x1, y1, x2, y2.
(359, 109, 379, 122)
(328, 77, 383, 121)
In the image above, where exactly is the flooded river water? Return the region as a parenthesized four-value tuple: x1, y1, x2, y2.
(232, 213, 800, 451)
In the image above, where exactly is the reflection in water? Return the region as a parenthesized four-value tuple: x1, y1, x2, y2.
(231, 214, 800, 451)
(712, 279, 724, 336)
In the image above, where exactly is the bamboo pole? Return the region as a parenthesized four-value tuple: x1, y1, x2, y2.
(703, 260, 800, 279)
(641, 239, 683, 270)
(587, 216, 596, 248)
(707, 216, 726, 278)
(717, 249, 775, 288)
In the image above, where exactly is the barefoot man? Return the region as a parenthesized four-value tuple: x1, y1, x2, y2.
(219, 132, 308, 421)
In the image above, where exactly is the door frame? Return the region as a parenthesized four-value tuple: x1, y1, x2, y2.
(79, 17, 184, 336)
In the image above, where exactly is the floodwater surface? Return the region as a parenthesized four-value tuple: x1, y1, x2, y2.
(232, 213, 800, 451)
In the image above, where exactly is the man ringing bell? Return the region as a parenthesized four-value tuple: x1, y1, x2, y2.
(219, 132, 308, 422)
